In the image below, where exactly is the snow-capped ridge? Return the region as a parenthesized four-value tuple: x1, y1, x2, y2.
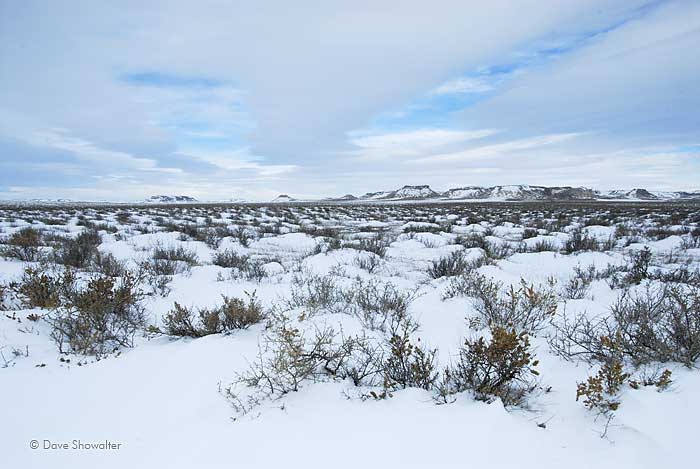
(350, 184, 700, 202)
(271, 194, 297, 203)
(145, 195, 198, 203)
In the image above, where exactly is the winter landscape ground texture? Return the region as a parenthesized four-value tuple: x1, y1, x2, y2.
(1, 201, 699, 468)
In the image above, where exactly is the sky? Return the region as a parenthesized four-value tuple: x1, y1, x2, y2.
(0, 0, 698, 201)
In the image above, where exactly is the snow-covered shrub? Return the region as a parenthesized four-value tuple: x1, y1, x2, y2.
(485, 241, 512, 260)
(680, 231, 700, 249)
(0, 283, 7, 310)
(4, 227, 42, 261)
(342, 279, 417, 334)
(562, 264, 597, 300)
(89, 251, 127, 277)
(236, 324, 350, 395)
(440, 326, 539, 406)
(440, 259, 491, 299)
(429, 250, 470, 279)
(47, 272, 145, 356)
(625, 246, 652, 285)
(287, 275, 416, 333)
(649, 266, 700, 287)
(197, 226, 236, 249)
(242, 260, 269, 282)
(357, 237, 388, 257)
(232, 226, 252, 247)
(458, 275, 558, 333)
(551, 285, 700, 367)
(152, 244, 199, 266)
(212, 247, 271, 280)
(403, 223, 442, 234)
(164, 292, 264, 337)
(564, 229, 599, 254)
(285, 273, 342, 314)
(115, 211, 131, 224)
(354, 253, 381, 273)
(528, 238, 558, 253)
(576, 358, 629, 414)
(610, 285, 700, 367)
(212, 249, 249, 269)
(628, 366, 673, 391)
(382, 326, 437, 391)
(456, 233, 488, 250)
(228, 322, 389, 413)
(54, 228, 101, 268)
(141, 257, 186, 276)
(13, 266, 73, 309)
(141, 244, 198, 278)
(343, 333, 385, 387)
(163, 303, 201, 337)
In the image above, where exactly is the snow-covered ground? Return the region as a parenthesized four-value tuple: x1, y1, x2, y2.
(1, 202, 699, 468)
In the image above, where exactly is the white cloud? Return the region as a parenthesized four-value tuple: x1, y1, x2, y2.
(410, 132, 583, 164)
(430, 77, 494, 95)
(348, 128, 498, 160)
(25, 128, 181, 173)
(181, 148, 298, 176)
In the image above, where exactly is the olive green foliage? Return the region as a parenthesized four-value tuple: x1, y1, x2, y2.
(164, 292, 264, 337)
(576, 357, 629, 413)
(54, 229, 101, 268)
(5, 227, 42, 261)
(13, 267, 74, 309)
(382, 328, 437, 391)
(47, 272, 145, 356)
(440, 326, 539, 406)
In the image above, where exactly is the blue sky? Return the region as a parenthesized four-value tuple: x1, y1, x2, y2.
(0, 0, 698, 201)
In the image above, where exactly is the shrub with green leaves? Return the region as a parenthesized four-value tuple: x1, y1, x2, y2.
(0, 283, 8, 310)
(212, 249, 249, 269)
(357, 238, 388, 257)
(440, 326, 539, 406)
(428, 250, 470, 279)
(47, 272, 145, 356)
(90, 251, 127, 277)
(576, 358, 629, 414)
(13, 266, 74, 309)
(382, 327, 437, 391)
(152, 244, 198, 265)
(54, 229, 101, 268)
(625, 246, 652, 285)
(5, 227, 42, 261)
(564, 229, 599, 254)
(164, 292, 264, 337)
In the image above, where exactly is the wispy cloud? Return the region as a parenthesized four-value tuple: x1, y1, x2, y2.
(23, 128, 182, 173)
(348, 128, 498, 160)
(180, 148, 298, 177)
(430, 77, 494, 95)
(410, 133, 583, 164)
(121, 72, 223, 89)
